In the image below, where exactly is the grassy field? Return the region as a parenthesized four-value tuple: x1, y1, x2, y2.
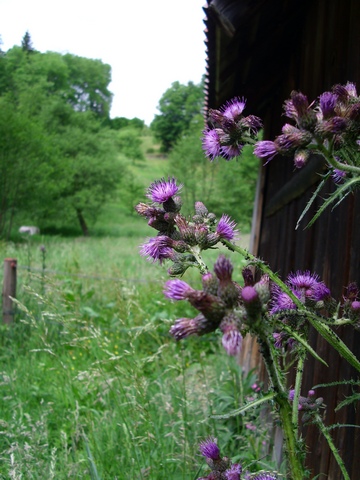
(0, 136, 274, 479)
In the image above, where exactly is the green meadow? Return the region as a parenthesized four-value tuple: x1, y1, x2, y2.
(0, 135, 272, 479)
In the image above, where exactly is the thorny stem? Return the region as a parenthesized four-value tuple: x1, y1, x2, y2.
(312, 141, 360, 175)
(313, 413, 351, 480)
(256, 331, 306, 480)
(189, 245, 209, 275)
(292, 349, 306, 436)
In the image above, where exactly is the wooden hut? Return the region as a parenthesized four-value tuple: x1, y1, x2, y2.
(203, 0, 360, 477)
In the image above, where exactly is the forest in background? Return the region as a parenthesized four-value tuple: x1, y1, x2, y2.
(0, 32, 259, 239)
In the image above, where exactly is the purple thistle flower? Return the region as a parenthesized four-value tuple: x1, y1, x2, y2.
(289, 389, 295, 401)
(252, 473, 278, 480)
(202, 128, 221, 160)
(345, 81, 357, 97)
(293, 150, 309, 169)
(242, 286, 262, 320)
(170, 313, 215, 339)
(319, 91, 338, 119)
(289, 91, 310, 118)
(213, 255, 233, 282)
(317, 116, 348, 135)
(351, 300, 360, 312)
(202, 272, 220, 296)
(332, 167, 347, 183)
(164, 279, 194, 300)
(287, 270, 330, 301)
(224, 463, 242, 480)
(242, 114, 263, 134)
(222, 97, 246, 121)
(311, 282, 331, 302)
(216, 214, 238, 241)
(270, 287, 298, 314)
(287, 270, 320, 291)
(220, 143, 243, 160)
(254, 140, 278, 164)
(220, 314, 243, 357)
(242, 286, 259, 304)
(273, 332, 284, 348)
(276, 125, 312, 151)
(146, 177, 182, 203)
(199, 437, 221, 460)
(140, 236, 173, 264)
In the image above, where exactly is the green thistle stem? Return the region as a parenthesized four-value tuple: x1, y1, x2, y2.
(312, 141, 360, 175)
(189, 245, 209, 275)
(257, 333, 306, 480)
(313, 413, 351, 480)
(292, 350, 306, 435)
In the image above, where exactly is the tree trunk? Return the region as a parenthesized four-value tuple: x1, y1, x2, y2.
(76, 208, 89, 236)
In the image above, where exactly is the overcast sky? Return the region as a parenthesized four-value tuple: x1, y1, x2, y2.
(0, 0, 207, 125)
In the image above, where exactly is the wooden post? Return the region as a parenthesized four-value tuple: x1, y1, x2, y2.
(2, 258, 17, 324)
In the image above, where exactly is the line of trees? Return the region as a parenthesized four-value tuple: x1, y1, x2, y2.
(0, 33, 144, 237)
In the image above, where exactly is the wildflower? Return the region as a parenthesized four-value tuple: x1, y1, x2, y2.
(220, 312, 243, 356)
(202, 128, 221, 160)
(220, 143, 243, 160)
(332, 167, 347, 183)
(287, 270, 330, 301)
(164, 279, 194, 300)
(284, 91, 309, 119)
(293, 150, 309, 168)
(241, 286, 262, 321)
(224, 463, 242, 480)
(351, 300, 360, 312)
(242, 114, 263, 134)
(316, 116, 348, 136)
(241, 267, 254, 287)
(222, 97, 246, 121)
(270, 286, 298, 314)
(195, 201, 209, 217)
(276, 124, 312, 151)
(216, 214, 238, 241)
(146, 177, 182, 204)
(254, 140, 278, 164)
(169, 314, 215, 339)
(273, 332, 285, 348)
(213, 255, 233, 282)
(251, 474, 277, 480)
(319, 91, 338, 119)
(254, 274, 271, 304)
(214, 255, 240, 307)
(199, 437, 221, 460)
(202, 272, 220, 296)
(139, 236, 174, 264)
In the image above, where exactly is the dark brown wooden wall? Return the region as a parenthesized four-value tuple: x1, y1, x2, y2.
(205, 0, 360, 477)
(255, 2, 360, 477)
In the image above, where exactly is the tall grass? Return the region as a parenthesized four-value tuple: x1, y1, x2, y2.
(0, 137, 273, 479)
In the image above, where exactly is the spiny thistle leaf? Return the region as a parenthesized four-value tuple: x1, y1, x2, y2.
(307, 315, 360, 372)
(280, 323, 328, 366)
(210, 391, 276, 419)
(296, 173, 330, 230)
(305, 176, 360, 229)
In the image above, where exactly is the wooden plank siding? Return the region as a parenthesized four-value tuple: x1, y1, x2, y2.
(203, 0, 360, 477)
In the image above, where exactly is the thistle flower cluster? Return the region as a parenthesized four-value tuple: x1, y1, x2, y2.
(342, 282, 360, 325)
(164, 257, 271, 356)
(288, 389, 325, 423)
(135, 177, 239, 275)
(254, 82, 360, 173)
(270, 271, 332, 349)
(197, 437, 277, 480)
(202, 97, 262, 160)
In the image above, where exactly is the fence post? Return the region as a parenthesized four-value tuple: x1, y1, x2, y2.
(2, 258, 17, 324)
